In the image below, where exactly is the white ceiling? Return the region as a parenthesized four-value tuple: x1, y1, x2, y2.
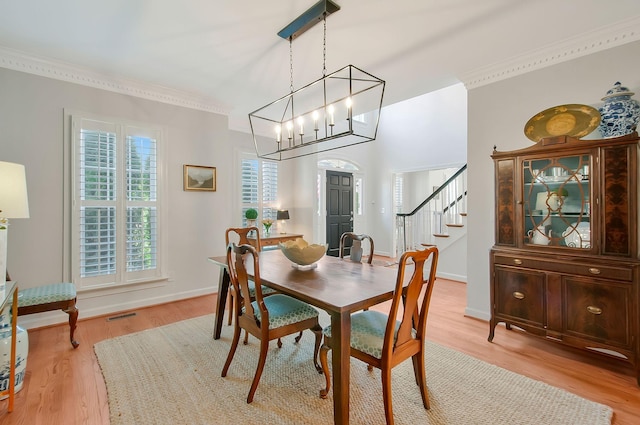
(1, 1, 639, 131)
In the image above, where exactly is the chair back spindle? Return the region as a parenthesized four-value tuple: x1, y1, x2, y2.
(225, 226, 261, 251)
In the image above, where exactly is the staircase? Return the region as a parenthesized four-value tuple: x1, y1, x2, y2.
(396, 164, 467, 258)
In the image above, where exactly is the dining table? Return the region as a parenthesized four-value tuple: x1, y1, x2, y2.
(208, 249, 402, 425)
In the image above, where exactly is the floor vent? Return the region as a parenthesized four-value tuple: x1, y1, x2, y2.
(107, 312, 137, 321)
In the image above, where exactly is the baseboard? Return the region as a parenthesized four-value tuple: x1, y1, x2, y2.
(464, 306, 490, 321)
(437, 271, 467, 283)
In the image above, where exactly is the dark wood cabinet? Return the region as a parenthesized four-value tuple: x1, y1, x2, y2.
(489, 133, 640, 385)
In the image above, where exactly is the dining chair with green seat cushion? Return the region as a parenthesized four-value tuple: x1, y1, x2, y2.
(318, 246, 439, 425)
(221, 243, 323, 404)
(339, 232, 375, 264)
(225, 227, 277, 327)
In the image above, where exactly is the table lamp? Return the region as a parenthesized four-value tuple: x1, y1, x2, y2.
(277, 210, 290, 234)
(0, 162, 30, 287)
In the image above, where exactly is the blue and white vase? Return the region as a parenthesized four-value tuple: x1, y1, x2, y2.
(0, 312, 28, 398)
(598, 82, 640, 138)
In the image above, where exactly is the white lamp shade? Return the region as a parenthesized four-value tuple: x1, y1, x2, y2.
(0, 161, 30, 219)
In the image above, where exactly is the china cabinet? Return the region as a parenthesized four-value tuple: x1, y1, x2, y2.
(489, 132, 640, 385)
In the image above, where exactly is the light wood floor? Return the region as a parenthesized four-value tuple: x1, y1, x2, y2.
(0, 278, 638, 424)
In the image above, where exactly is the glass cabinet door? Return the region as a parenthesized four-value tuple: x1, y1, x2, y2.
(523, 155, 590, 248)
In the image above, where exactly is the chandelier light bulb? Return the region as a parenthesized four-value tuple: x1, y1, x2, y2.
(297, 116, 304, 135)
(275, 124, 282, 142)
(312, 110, 319, 130)
(346, 97, 352, 109)
(286, 121, 293, 139)
(328, 104, 335, 126)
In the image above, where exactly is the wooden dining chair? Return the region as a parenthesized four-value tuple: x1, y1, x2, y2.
(339, 232, 375, 264)
(318, 246, 439, 425)
(340, 232, 376, 323)
(222, 243, 323, 403)
(225, 227, 277, 328)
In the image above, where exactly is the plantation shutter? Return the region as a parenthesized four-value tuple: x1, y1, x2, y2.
(240, 157, 278, 223)
(72, 115, 163, 288)
(78, 124, 118, 280)
(262, 160, 278, 220)
(125, 133, 157, 272)
(394, 174, 404, 213)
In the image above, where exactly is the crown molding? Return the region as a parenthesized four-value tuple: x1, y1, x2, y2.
(2, 16, 639, 111)
(460, 16, 640, 90)
(0, 45, 230, 115)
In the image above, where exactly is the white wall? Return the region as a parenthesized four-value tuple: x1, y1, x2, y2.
(0, 67, 235, 327)
(466, 40, 640, 320)
(302, 84, 468, 257)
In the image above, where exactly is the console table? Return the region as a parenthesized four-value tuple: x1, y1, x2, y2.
(248, 233, 303, 250)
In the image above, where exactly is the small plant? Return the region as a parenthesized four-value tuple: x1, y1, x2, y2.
(262, 218, 274, 234)
(245, 208, 258, 220)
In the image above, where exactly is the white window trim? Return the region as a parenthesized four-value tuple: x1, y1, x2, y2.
(63, 109, 168, 291)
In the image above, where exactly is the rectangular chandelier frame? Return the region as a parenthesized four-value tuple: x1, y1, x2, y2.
(249, 64, 385, 161)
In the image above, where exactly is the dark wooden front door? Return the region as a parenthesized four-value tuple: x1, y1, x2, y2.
(326, 170, 353, 257)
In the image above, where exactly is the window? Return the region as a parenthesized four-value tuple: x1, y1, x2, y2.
(71, 114, 164, 289)
(394, 173, 404, 214)
(355, 177, 364, 215)
(241, 157, 278, 225)
(317, 158, 359, 171)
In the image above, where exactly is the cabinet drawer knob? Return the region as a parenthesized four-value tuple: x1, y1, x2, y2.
(588, 267, 601, 275)
(587, 305, 602, 315)
(513, 259, 523, 265)
(513, 291, 525, 300)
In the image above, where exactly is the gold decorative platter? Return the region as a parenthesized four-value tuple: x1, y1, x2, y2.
(524, 104, 601, 143)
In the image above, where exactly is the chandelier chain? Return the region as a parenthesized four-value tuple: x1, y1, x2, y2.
(289, 37, 294, 93)
(322, 14, 327, 77)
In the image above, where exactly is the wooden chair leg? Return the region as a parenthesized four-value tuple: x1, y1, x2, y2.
(221, 322, 242, 377)
(381, 367, 395, 425)
(64, 301, 80, 348)
(413, 351, 430, 410)
(319, 342, 331, 399)
(294, 330, 304, 343)
(311, 324, 323, 372)
(247, 339, 269, 403)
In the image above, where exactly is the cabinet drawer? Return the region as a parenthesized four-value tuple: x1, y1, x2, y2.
(261, 238, 280, 247)
(564, 277, 632, 347)
(494, 266, 545, 327)
(493, 254, 633, 281)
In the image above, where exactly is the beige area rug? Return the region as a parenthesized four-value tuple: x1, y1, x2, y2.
(94, 314, 612, 425)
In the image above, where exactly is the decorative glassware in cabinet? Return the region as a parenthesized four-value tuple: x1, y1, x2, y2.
(523, 155, 590, 248)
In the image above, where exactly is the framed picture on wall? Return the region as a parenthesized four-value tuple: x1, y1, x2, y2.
(183, 164, 216, 191)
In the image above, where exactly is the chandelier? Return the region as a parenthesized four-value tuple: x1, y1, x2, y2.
(249, 0, 385, 161)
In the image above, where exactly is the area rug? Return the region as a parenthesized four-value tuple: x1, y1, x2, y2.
(94, 314, 612, 425)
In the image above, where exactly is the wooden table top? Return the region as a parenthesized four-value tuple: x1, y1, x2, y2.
(210, 249, 400, 313)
